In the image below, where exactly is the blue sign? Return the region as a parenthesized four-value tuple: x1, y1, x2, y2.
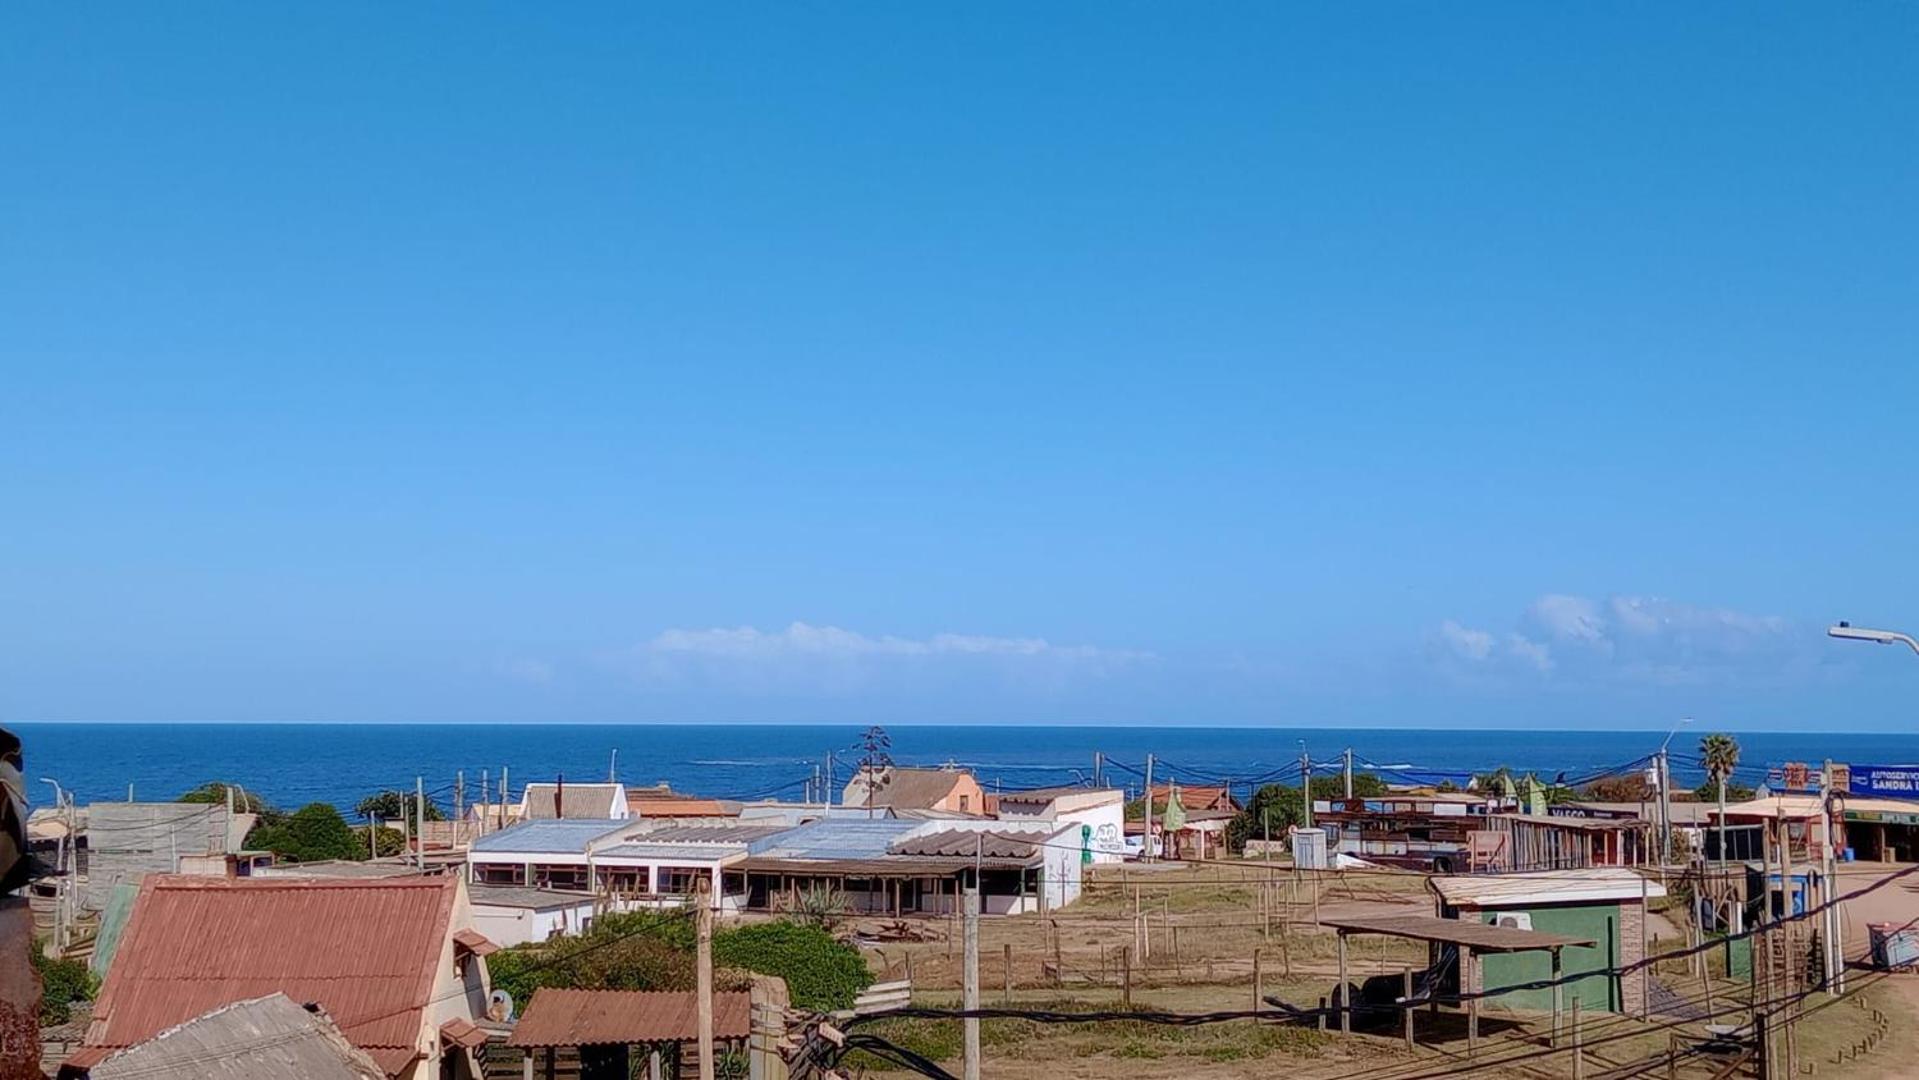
(1848, 764, 1919, 800)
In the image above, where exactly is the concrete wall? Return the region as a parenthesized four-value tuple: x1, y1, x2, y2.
(471, 903, 592, 947)
(82, 803, 234, 911)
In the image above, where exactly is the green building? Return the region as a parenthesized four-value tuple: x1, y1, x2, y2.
(1430, 868, 1665, 1014)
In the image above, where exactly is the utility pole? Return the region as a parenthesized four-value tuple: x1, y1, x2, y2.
(1657, 748, 1672, 865)
(500, 766, 509, 832)
(1343, 748, 1353, 801)
(1142, 754, 1156, 862)
(416, 776, 426, 870)
(1822, 759, 1842, 992)
(455, 771, 465, 830)
(962, 886, 981, 1080)
(1300, 748, 1314, 834)
(696, 877, 715, 1080)
(824, 751, 834, 806)
(370, 814, 380, 859)
(1094, 751, 1103, 789)
(480, 770, 489, 836)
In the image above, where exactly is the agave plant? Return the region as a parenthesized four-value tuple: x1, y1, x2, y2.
(780, 884, 849, 930)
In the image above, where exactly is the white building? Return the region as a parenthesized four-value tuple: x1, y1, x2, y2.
(468, 885, 600, 946)
(994, 786, 1127, 865)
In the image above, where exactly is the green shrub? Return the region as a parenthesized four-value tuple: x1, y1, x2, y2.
(713, 921, 871, 1011)
(246, 803, 366, 862)
(34, 950, 97, 1025)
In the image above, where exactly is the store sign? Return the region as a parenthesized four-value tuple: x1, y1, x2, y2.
(1847, 764, 1919, 799)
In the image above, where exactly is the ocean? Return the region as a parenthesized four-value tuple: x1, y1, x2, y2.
(15, 722, 1916, 815)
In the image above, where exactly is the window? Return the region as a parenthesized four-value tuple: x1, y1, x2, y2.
(474, 864, 526, 886)
(960, 796, 969, 812)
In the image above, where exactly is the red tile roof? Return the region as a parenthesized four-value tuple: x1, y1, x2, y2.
(506, 989, 751, 1047)
(1146, 784, 1237, 811)
(82, 876, 464, 1076)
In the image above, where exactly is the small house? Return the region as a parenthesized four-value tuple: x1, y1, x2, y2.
(70, 875, 498, 1080)
(1430, 868, 1665, 1015)
(842, 766, 986, 815)
(519, 783, 629, 821)
(994, 786, 1127, 864)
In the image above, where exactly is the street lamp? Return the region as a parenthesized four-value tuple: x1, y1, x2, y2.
(1828, 622, 1919, 656)
(1656, 719, 1691, 864)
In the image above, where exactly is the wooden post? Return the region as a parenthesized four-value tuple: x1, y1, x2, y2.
(1638, 873, 1650, 1019)
(1551, 947, 1563, 1048)
(1463, 945, 1478, 1056)
(963, 887, 980, 1080)
(1121, 945, 1133, 1010)
(1004, 942, 1013, 1005)
(696, 879, 715, 1080)
(1402, 966, 1414, 1049)
(521, 1050, 533, 1080)
(1571, 998, 1583, 1080)
(1253, 948, 1263, 1016)
(1336, 931, 1350, 1034)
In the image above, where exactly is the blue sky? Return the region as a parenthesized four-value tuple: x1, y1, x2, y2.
(3, 5, 1916, 729)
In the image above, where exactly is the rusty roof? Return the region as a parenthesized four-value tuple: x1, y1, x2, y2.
(506, 989, 750, 1047)
(889, 830, 1041, 860)
(82, 876, 463, 1074)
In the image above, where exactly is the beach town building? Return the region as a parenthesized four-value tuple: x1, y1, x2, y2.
(1145, 784, 1239, 813)
(1308, 791, 1500, 873)
(738, 817, 1084, 916)
(519, 782, 629, 821)
(63, 993, 386, 1080)
(993, 785, 1128, 864)
(624, 783, 735, 819)
(70, 874, 497, 1080)
(842, 765, 985, 814)
(79, 802, 258, 909)
(1473, 813, 1654, 872)
(1430, 868, 1665, 1015)
(465, 819, 785, 913)
(505, 988, 757, 1080)
(469, 885, 600, 946)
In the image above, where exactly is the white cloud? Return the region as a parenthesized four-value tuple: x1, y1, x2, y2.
(1433, 594, 1806, 687)
(616, 621, 1152, 696)
(1436, 620, 1495, 661)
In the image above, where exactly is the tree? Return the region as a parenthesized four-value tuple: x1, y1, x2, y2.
(177, 781, 274, 816)
(1699, 733, 1743, 801)
(1582, 772, 1655, 802)
(355, 790, 444, 823)
(247, 803, 366, 863)
(858, 725, 893, 819)
(1224, 772, 1390, 852)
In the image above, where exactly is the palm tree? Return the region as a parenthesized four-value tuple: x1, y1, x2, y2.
(1700, 733, 1740, 861)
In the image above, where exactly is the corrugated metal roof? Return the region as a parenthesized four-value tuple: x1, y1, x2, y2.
(889, 830, 1040, 859)
(521, 783, 625, 821)
(594, 843, 741, 862)
(86, 994, 386, 1080)
(506, 989, 750, 1047)
(1430, 868, 1667, 908)
(83, 876, 462, 1071)
(620, 822, 789, 844)
(471, 819, 629, 855)
(746, 818, 920, 860)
